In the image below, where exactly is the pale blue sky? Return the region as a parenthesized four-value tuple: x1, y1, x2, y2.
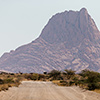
(0, 0, 100, 56)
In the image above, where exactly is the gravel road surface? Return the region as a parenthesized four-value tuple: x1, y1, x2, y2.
(0, 81, 100, 100)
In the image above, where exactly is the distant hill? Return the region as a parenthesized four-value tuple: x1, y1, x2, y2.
(0, 8, 100, 73)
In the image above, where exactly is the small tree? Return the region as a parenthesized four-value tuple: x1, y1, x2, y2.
(64, 69, 75, 79)
(79, 69, 90, 77)
(0, 79, 4, 84)
(80, 70, 100, 90)
(86, 71, 100, 90)
(48, 70, 61, 80)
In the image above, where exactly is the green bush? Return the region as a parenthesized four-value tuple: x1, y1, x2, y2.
(0, 79, 4, 84)
(64, 69, 75, 79)
(88, 83, 100, 90)
(25, 73, 39, 80)
(69, 81, 75, 86)
(4, 78, 14, 83)
(80, 70, 100, 90)
(32, 74, 39, 80)
(48, 70, 61, 80)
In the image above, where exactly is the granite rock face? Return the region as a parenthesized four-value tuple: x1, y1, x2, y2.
(0, 8, 100, 73)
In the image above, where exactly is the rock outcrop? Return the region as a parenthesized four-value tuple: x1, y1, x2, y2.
(0, 8, 100, 73)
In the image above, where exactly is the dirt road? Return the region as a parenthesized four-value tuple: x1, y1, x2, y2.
(0, 81, 100, 100)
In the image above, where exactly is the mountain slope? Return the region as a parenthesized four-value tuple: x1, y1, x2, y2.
(0, 8, 100, 73)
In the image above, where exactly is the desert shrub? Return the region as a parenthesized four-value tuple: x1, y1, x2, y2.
(7, 75, 10, 78)
(48, 70, 61, 80)
(31, 74, 39, 80)
(8, 84, 12, 87)
(60, 80, 66, 83)
(4, 78, 14, 83)
(25, 73, 39, 80)
(86, 72, 100, 90)
(23, 74, 31, 79)
(72, 77, 79, 86)
(64, 69, 75, 79)
(38, 74, 46, 80)
(88, 83, 100, 90)
(54, 80, 68, 86)
(14, 82, 20, 87)
(0, 79, 4, 84)
(79, 69, 92, 77)
(10, 73, 14, 75)
(79, 70, 100, 90)
(30, 73, 34, 74)
(1, 85, 9, 91)
(14, 77, 21, 83)
(69, 81, 75, 86)
(60, 80, 68, 85)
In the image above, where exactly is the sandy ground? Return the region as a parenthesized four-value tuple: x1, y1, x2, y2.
(0, 81, 100, 100)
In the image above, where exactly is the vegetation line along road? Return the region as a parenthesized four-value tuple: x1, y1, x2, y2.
(0, 69, 100, 99)
(0, 69, 100, 92)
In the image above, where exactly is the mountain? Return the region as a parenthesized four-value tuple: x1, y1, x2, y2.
(0, 8, 100, 73)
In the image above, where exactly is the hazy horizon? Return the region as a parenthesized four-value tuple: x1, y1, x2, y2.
(0, 0, 100, 57)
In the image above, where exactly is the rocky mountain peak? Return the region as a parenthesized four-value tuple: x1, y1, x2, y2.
(0, 8, 100, 73)
(40, 8, 99, 46)
(80, 8, 88, 13)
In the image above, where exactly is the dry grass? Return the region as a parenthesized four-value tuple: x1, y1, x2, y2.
(0, 73, 23, 91)
(52, 80, 67, 86)
(0, 71, 100, 94)
(0, 84, 8, 91)
(52, 80, 60, 84)
(0, 73, 47, 92)
(93, 89, 100, 93)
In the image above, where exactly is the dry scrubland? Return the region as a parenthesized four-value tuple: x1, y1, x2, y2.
(0, 69, 100, 93)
